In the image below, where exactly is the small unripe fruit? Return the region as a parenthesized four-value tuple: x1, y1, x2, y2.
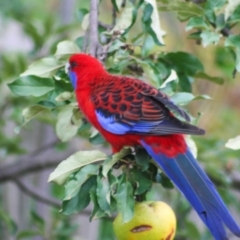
(113, 201, 176, 240)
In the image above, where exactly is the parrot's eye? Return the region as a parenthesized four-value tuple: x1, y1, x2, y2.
(70, 61, 78, 68)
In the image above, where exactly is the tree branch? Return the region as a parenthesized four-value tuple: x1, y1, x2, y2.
(89, 0, 99, 57)
(0, 157, 63, 183)
(14, 178, 62, 207)
(13, 178, 95, 217)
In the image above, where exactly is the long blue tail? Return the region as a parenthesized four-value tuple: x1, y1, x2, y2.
(141, 140, 240, 240)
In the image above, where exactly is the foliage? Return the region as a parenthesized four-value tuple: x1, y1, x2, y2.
(3, 0, 240, 239)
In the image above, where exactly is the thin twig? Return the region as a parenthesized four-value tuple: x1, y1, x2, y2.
(89, 0, 99, 57)
(14, 178, 62, 208)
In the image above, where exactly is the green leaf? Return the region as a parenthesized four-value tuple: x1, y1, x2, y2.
(89, 186, 106, 220)
(110, 0, 134, 34)
(205, 0, 227, 10)
(159, 172, 174, 189)
(226, 3, 240, 22)
(195, 72, 224, 84)
(62, 176, 96, 215)
(225, 36, 240, 71)
(77, 8, 89, 22)
(56, 105, 82, 142)
(159, 1, 204, 21)
(108, 39, 126, 53)
(186, 16, 209, 31)
(20, 57, 64, 78)
(225, 135, 240, 150)
(178, 74, 192, 93)
(63, 164, 99, 200)
(114, 178, 134, 222)
(185, 221, 201, 239)
(0, 210, 17, 235)
(89, 132, 105, 145)
(55, 40, 80, 59)
(102, 147, 132, 177)
(30, 211, 45, 231)
(8, 76, 55, 97)
(96, 176, 111, 215)
(55, 91, 74, 102)
(48, 150, 107, 185)
(171, 92, 211, 105)
(225, 35, 240, 49)
(200, 30, 221, 47)
(135, 147, 149, 170)
(225, 0, 240, 21)
(135, 58, 162, 86)
(143, 1, 165, 45)
(164, 52, 204, 75)
(17, 231, 40, 239)
(22, 105, 49, 125)
(130, 169, 152, 195)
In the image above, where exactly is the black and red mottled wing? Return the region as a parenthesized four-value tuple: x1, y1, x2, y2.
(92, 76, 205, 136)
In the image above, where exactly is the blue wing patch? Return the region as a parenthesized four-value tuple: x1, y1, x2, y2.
(96, 110, 160, 135)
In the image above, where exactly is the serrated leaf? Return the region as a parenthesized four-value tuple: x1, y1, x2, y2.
(200, 30, 221, 47)
(195, 72, 224, 84)
(8, 76, 55, 97)
(96, 176, 111, 215)
(56, 105, 82, 142)
(20, 57, 64, 78)
(62, 176, 96, 215)
(114, 180, 134, 222)
(102, 147, 132, 177)
(55, 40, 80, 59)
(22, 105, 48, 125)
(225, 135, 240, 150)
(63, 164, 99, 200)
(48, 150, 107, 184)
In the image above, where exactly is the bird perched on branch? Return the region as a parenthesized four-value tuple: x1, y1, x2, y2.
(67, 53, 240, 240)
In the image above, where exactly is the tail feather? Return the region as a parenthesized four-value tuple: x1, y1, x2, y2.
(141, 140, 240, 240)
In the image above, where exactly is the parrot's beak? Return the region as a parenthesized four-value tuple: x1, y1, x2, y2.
(65, 62, 70, 74)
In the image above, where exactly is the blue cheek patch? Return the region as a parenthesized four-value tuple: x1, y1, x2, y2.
(68, 70, 77, 89)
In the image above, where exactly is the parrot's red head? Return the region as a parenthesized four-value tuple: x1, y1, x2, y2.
(67, 54, 106, 89)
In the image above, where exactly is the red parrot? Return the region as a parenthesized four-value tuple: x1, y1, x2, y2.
(67, 53, 240, 240)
